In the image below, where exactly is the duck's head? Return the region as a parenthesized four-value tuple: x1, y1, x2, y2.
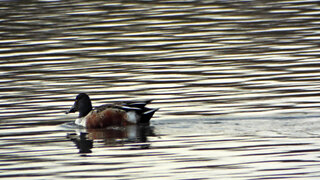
(66, 93, 93, 118)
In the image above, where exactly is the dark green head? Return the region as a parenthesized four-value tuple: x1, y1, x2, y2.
(66, 93, 93, 118)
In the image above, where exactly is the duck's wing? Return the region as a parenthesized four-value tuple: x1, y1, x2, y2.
(93, 104, 114, 113)
(93, 100, 158, 124)
(94, 103, 145, 112)
(118, 100, 158, 123)
(116, 105, 142, 112)
(120, 100, 152, 109)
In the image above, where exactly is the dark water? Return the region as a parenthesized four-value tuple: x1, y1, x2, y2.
(1, 0, 320, 179)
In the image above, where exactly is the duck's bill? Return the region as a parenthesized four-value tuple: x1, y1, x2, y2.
(66, 105, 76, 114)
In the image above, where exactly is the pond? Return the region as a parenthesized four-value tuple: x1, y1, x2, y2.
(1, 0, 320, 179)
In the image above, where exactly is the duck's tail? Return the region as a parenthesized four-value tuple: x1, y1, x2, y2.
(140, 108, 159, 124)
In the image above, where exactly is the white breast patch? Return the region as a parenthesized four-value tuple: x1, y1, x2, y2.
(126, 111, 139, 124)
(75, 117, 87, 127)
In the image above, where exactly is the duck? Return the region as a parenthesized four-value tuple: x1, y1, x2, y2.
(66, 93, 159, 128)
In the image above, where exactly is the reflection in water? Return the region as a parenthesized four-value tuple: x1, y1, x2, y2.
(67, 132, 93, 154)
(67, 125, 155, 153)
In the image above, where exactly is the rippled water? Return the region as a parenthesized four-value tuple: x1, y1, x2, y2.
(1, 0, 320, 179)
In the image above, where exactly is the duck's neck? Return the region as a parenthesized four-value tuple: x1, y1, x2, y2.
(79, 100, 92, 118)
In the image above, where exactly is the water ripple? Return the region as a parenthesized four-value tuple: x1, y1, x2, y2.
(1, 0, 320, 179)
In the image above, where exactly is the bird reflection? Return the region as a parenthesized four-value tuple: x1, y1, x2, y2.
(67, 132, 93, 153)
(67, 125, 155, 154)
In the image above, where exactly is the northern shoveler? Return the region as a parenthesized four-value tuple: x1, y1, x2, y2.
(66, 93, 158, 128)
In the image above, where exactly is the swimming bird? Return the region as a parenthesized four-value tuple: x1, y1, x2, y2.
(66, 93, 158, 128)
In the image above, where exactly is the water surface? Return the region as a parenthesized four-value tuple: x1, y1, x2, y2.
(1, 0, 320, 179)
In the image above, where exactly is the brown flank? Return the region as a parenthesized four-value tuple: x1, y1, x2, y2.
(85, 108, 131, 128)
